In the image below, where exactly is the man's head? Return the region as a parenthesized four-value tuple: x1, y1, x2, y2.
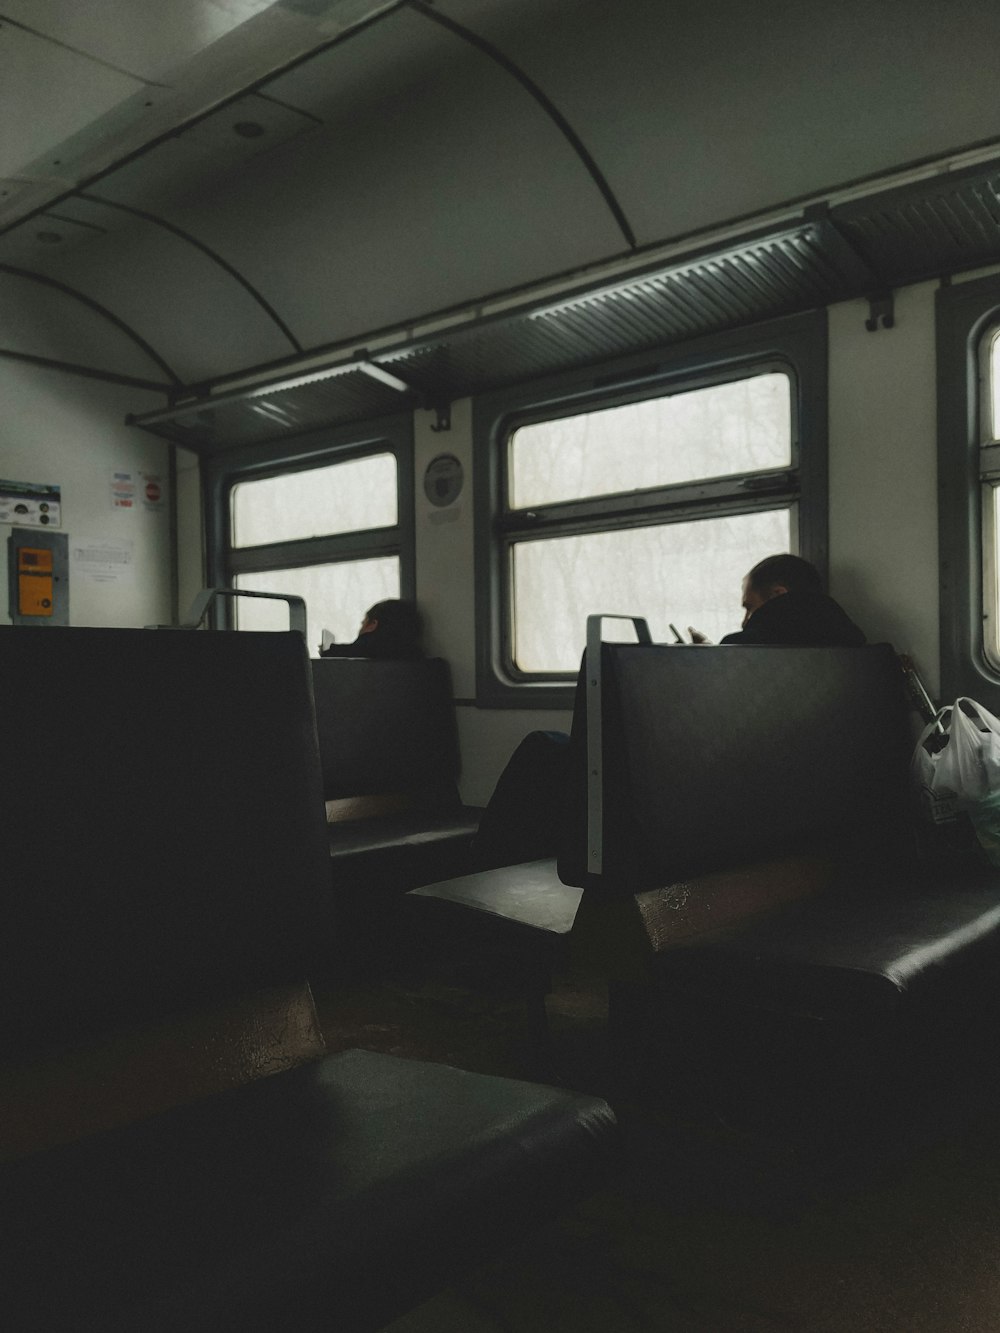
(741, 554, 823, 626)
(359, 598, 422, 648)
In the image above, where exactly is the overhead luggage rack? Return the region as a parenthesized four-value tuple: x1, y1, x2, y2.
(131, 156, 1000, 454)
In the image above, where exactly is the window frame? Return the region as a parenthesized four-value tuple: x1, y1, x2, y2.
(203, 411, 415, 633)
(937, 274, 1000, 709)
(474, 311, 829, 708)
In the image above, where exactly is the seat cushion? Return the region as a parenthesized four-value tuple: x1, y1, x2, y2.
(0, 1049, 618, 1333)
(409, 859, 583, 937)
(649, 879, 1000, 1022)
(327, 807, 481, 859)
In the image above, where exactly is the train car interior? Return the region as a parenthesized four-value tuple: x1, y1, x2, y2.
(7, 1, 1000, 1327)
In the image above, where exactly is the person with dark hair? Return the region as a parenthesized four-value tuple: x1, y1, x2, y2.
(690, 553, 866, 647)
(475, 555, 865, 870)
(319, 598, 424, 660)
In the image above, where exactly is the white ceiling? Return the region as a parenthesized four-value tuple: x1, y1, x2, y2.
(3, 0, 1000, 399)
(0, 0, 398, 221)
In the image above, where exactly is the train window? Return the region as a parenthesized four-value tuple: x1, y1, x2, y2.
(234, 557, 400, 650)
(510, 508, 791, 673)
(476, 314, 827, 706)
(210, 415, 414, 655)
(509, 375, 791, 510)
(981, 325, 1000, 673)
(231, 453, 397, 548)
(937, 276, 1000, 706)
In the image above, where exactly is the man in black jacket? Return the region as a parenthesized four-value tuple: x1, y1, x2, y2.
(691, 553, 865, 647)
(474, 554, 864, 869)
(319, 598, 424, 660)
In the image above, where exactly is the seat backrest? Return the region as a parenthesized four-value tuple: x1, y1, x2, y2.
(310, 656, 461, 802)
(559, 642, 912, 892)
(0, 627, 331, 1059)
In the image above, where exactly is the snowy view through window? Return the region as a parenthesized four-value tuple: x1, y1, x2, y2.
(231, 453, 396, 547)
(508, 373, 792, 671)
(231, 452, 399, 653)
(235, 558, 400, 655)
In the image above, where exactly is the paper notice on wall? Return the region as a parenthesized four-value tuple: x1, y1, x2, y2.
(111, 471, 135, 510)
(140, 472, 166, 513)
(71, 538, 136, 585)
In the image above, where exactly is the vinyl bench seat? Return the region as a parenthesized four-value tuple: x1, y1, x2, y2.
(0, 626, 619, 1331)
(0, 1047, 617, 1333)
(314, 657, 482, 894)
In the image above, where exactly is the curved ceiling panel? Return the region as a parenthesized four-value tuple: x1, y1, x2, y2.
(1, 0, 279, 84)
(0, 196, 299, 382)
(10, 0, 1000, 400)
(0, 269, 175, 385)
(438, 0, 1000, 246)
(0, 18, 145, 178)
(80, 6, 627, 364)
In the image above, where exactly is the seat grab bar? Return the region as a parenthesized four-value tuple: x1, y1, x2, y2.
(585, 614, 652, 877)
(147, 587, 308, 640)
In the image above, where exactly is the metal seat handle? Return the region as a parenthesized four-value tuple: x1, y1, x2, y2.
(584, 614, 652, 877)
(176, 587, 308, 639)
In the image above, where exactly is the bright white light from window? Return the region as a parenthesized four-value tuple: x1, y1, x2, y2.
(509, 373, 790, 509)
(232, 453, 397, 548)
(991, 331, 1000, 441)
(510, 508, 791, 672)
(234, 557, 400, 655)
(989, 485, 1000, 666)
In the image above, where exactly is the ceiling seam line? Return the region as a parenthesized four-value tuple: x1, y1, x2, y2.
(254, 91, 324, 125)
(0, 262, 181, 384)
(0, 13, 171, 85)
(0, 1, 410, 241)
(43, 211, 108, 234)
(78, 192, 303, 353)
(405, 0, 637, 251)
(0, 346, 173, 392)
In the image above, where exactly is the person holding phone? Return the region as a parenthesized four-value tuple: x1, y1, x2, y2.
(474, 555, 865, 868)
(688, 554, 865, 648)
(319, 599, 425, 660)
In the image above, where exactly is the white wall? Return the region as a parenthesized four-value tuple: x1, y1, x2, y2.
(416, 278, 950, 806)
(413, 397, 572, 806)
(828, 282, 941, 694)
(0, 361, 172, 628)
(175, 445, 203, 618)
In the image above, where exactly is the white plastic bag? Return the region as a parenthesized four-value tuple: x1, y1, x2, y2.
(912, 698, 1000, 864)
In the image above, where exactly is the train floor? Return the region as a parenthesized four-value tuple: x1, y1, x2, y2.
(312, 954, 1000, 1333)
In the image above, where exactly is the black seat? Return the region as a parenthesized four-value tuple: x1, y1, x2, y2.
(2, 1048, 616, 1333)
(313, 656, 482, 890)
(0, 627, 618, 1331)
(574, 640, 1000, 1136)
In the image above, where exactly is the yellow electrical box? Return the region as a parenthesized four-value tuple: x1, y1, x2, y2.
(18, 547, 54, 616)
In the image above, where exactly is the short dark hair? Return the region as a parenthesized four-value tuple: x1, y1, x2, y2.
(366, 598, 423, 647)
(746, 554, 823, 597)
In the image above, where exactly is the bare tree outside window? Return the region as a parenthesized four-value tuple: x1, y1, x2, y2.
(512, 509, 790, 671)
(510, 374, 790, 509)
(232, 453, 397, 547)
(235, 557, 400, 654)
(505, 370, 794, 673)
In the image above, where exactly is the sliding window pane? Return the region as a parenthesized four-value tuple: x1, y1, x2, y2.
(509, 373, 790, 509)
(510, 508, 790, 672)
(232, 453, 397, 547)
(235, 557, 400, 655)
